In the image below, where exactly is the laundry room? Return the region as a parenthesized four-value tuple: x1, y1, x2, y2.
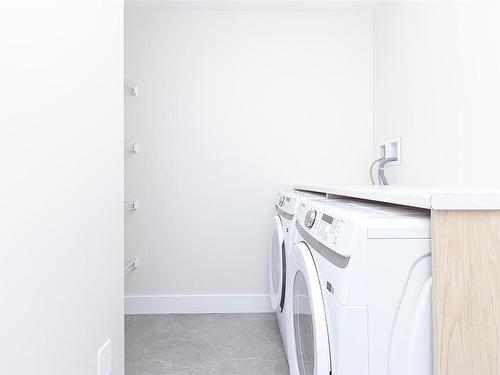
(2, 1, 500, 375)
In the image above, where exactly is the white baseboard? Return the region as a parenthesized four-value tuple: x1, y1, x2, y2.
(125, 294, 273, 315)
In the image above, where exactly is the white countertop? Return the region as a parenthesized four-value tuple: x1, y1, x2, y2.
(294, 185, 500, 210)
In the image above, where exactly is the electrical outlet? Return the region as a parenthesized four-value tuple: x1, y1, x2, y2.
(97, 339, 112, 375)
(378, 137, 401, 166)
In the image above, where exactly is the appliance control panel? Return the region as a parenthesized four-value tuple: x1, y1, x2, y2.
(297, 202, 355, 257)
(275, 193, 297, 217)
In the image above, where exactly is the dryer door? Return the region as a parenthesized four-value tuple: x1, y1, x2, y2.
(269, 214, 285, 312)
(290, 242, 331, 375)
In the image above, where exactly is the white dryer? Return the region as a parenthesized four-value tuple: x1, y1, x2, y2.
(287, 199, 432, 375)
(269, 190, 325, 360)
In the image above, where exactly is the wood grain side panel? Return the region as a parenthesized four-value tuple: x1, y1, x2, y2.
(326, 193, 346, 199)
(432, 210, 500, 375)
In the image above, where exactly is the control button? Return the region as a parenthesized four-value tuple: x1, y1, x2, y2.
(279, 196, 285, 207)
(304, 210, 317, 229)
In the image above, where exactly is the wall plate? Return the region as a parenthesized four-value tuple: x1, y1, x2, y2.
(378, 137, 401, 166)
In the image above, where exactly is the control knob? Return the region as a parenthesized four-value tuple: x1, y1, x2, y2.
(304, 210, 317, 229)
(279, 196, 285, 207)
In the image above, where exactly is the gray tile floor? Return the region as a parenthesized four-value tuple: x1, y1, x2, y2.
(125, 313, 290, 375)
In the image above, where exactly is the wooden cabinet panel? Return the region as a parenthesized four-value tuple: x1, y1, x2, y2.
(432, 210, 500, 374)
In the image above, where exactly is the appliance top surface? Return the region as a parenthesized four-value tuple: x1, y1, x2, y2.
(280, 190, 325, 200)
(295, 184, 500, 210)
(310, 199, 430, 221)
(296, 199, 430, 258)
(303, 199, 431, 239)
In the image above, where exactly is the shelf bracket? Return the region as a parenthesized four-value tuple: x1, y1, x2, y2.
(124, 257, 139, 275)
(124, 200, 138, 211)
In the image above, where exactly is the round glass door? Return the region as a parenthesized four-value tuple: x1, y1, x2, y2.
(291, 242, 331, 375)
(269, 214, 285, 311)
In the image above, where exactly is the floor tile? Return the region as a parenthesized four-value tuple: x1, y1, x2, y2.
(125, 313, 289, 375)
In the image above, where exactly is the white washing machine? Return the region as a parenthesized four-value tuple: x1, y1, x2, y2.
(287, 199, 432, 375)
(269, 190, 325, 361)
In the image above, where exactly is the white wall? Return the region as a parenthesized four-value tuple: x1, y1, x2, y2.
(373, 1, 500, 186)
(125, 3, 373, 310)
(0, 1, 124, 373)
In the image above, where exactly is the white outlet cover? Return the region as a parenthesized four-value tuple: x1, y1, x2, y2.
(97, 339, 112, 375)
(378, 137, 401, 166)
